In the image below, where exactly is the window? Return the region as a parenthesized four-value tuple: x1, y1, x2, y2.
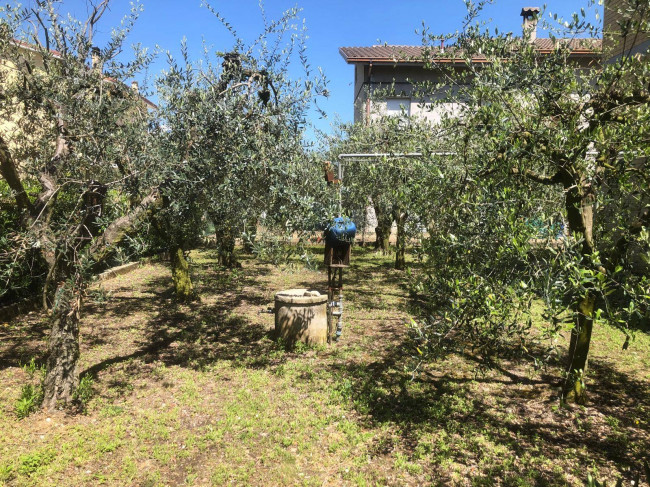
(385, 98, 411, 117)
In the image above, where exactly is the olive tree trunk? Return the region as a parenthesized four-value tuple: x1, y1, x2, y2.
(394, 210, 407, 270)
(562, 183, 597, 404)
(170, 245, 195, 301)
(216, 230, 239, 267)
(563, 294, 595, 404)
(374, 205, 392, 254)
(42, 279, 82, 410)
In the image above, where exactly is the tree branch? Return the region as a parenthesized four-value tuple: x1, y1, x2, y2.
(510, 167, 562, 185)
(0, 134, 35, 215)
(30, 8, 51, 56)
(83, 0, 111, 47)
(35, 107, 68, 216)
(87, 188, 162, 264)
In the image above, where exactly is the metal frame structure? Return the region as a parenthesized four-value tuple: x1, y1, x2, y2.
(327, 151, 462, 342)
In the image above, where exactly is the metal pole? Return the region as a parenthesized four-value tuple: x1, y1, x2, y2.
(339, 152, 423, 159)
(338, 160, 342, 217)
(335, 151, 456, 215)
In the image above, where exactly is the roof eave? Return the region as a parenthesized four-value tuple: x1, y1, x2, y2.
(342, 58, 499, 65)
(343, 58, 426, 64)
(342, 53, 600, 64)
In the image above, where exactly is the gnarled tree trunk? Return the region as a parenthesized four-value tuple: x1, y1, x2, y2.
(42, 279, 82, 410)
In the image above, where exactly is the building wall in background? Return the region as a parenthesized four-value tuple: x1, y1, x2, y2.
(604, 0, 649, 61)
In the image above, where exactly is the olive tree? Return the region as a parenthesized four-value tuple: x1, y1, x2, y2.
(154, 3, 328, 284)
(410, 0, 649, 403)
(0, 1, 159, 408)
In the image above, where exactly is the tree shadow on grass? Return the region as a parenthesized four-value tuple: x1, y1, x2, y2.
(0, 254, 277, 372)
(82, 306, 273, 378)
(588, 359, 650, 431)
(81, 266, 281, 382)
(327, 336, 650, 486)
(79, 249, 650, 486)
(4, 248, 646, 485)
(0, 316, 50, 368)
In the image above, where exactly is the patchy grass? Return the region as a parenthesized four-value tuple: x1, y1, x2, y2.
(0, 246, 648, 486)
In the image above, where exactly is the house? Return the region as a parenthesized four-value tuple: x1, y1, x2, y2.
(0, 40, 156, 155)
(339, 7, 601, 125)
(602, 0, 649, 274)
(3, 40, 157, 109)
(603, 0, 649, 61)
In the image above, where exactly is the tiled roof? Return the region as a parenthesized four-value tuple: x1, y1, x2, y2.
(13, 39, 63, 58)
(339, 45, 425, 61)
(339, 38, 601, 64)
(534, 38, 601, 52)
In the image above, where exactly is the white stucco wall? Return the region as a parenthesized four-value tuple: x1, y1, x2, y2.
(352, 63, 468, 125)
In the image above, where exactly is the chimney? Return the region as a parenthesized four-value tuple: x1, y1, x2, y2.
(91, 46, 102, 72)
(520, 7, 540, 43)
(131, 81, 139, 93)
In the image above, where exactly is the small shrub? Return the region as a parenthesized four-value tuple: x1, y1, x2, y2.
(251, 233, 295, 265)
(22, 357, 43, 377)
(330, 378, 354, 404)
(0, 463, 14, 482)
(292, 340, 310, 354)
(74, 375, 95, 411)
(18, 449, 56, 475)
(15, 358, 45, 419)
(15, 384, 43, 419)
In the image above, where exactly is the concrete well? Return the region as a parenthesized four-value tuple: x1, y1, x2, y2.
(274, 289, 328, 346)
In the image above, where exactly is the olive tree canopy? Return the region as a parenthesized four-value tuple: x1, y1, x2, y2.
(407, 0, 649, 403)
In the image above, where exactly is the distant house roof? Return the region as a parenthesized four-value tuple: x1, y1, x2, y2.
(13, 39, 63, 59)
(339, 38, 601, 64)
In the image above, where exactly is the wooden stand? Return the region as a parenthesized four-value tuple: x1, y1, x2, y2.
(324, 242, 350, 267)
(325, 242, 350, 342)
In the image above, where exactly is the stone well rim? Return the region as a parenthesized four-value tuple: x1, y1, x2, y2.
(274, 288, 328, 305)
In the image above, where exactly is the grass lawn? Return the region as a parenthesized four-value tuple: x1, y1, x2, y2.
(0, 247, 648, 486)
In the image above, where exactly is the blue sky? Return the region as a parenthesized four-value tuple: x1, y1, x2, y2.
(26, 0, 602, 142)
